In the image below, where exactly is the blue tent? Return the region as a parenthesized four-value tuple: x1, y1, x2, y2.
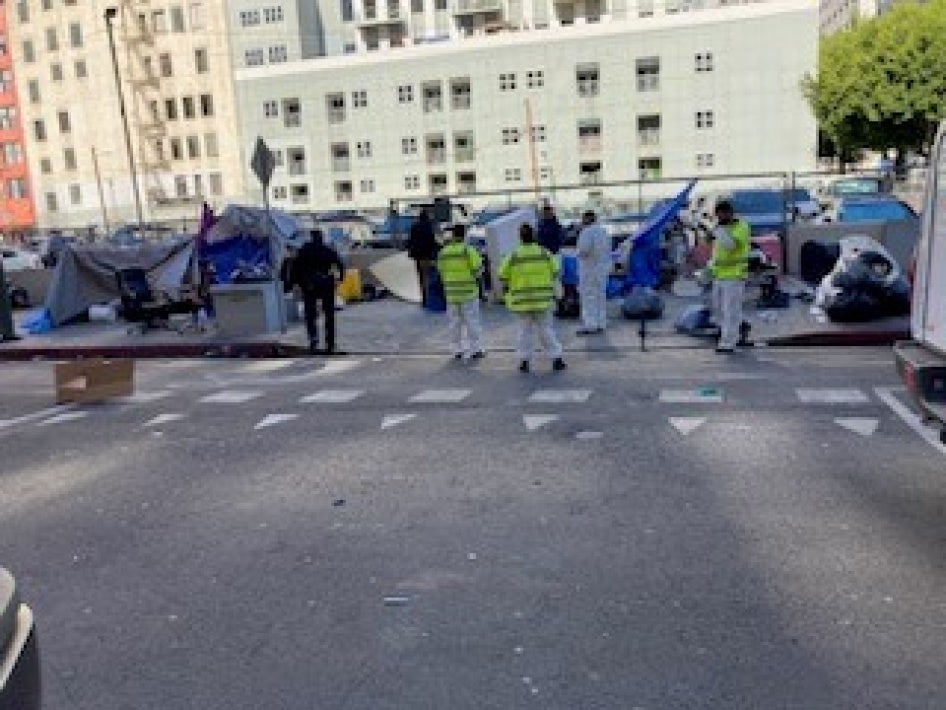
(625, 180, 698, 289)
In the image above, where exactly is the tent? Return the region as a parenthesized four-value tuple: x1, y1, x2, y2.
(625, 180, 697, 289)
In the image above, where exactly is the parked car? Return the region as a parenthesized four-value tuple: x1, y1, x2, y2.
(824, 175, 892, 199)
(788, 188, 821, 219)
(725, 189, 789, 236)
(0, 247, 42, 273)
(0, 567, 41, 709)
(825, 196, 919, 224)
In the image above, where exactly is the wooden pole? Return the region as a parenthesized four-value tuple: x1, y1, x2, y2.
(525, 98, 540, 202)
(91, 146, 110, 236)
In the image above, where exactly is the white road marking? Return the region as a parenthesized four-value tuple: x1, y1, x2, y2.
(205, 359, 362, 387)
(120, 390, 173, 405)
(144, 413, 185, 427)
(523, 414, 559, 431)
(409, 389, 471, 404)
(318, 359, 363, 376)
(669, 417, 707, 436)
(254, 413, 299, 430)
(300, 389, 365, 404)
(0, 404, 76, 430)
(529, 389, 592, 404)
(575, 431, 603, 440)
(239, 360, 295, 374)
(796, 388, 869, 404)
(659, 388, 724, 404)
(39, 411, 89, 426)
(200, 390, 262, 404)
(834, 417, 879, 437)
(875, 387, 946, 456)
(381, 413, 417, 430)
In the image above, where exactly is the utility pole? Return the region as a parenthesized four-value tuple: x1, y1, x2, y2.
(104, 7, 144, 230)
(91, 147, 110, 235)
(525, 98, 540, 202)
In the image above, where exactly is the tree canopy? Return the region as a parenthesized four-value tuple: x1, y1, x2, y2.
(803, 0, 946, 159)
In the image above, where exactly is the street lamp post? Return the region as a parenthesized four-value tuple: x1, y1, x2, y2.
(104, 7, 144, 230)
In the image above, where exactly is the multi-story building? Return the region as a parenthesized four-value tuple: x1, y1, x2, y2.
(232, 0, 818, 211)
(819, 0, 895, 34)
(0, 2, 35, 239)
(7, 0, 245, 231)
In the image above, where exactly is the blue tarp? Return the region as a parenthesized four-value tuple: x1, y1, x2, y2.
(200, 236, 271, 285)
(625, 180, 698, 290)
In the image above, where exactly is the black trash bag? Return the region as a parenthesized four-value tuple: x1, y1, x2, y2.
(622, 286, 664, 320)
(823, 250, 909, 322)
(801, 241, 841, 285)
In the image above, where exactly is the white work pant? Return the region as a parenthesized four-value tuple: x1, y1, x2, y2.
(579, 265, 609, 330)
(516, 310, 563, 362)
(447, 300, 483, 356)
(713, 279, 746, 349)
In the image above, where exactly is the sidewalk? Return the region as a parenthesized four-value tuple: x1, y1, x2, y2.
(0, 286, 909, 360)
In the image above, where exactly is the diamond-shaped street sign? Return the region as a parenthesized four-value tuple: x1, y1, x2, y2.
(250, 137, 276, 189)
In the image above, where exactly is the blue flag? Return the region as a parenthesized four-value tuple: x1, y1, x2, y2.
(625, 179, 698, 289)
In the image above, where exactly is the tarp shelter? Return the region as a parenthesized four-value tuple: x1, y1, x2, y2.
(199, 204, 302, 284)
(485, 208, 537, 302)
(625, 180, 697, 290)
(43, 238, 194, 327)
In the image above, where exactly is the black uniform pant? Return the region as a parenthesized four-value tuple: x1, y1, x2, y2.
(302, 277, 336, 351)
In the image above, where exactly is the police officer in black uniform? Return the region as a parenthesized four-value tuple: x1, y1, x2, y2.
(290, 229, 345, 354)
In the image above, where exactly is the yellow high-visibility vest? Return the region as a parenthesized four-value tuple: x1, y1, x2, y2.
(499, 244, 559, 313)
(437, 243, 482, 305)
(712, 219, 751, 280)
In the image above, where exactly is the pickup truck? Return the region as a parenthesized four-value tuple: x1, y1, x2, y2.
(895, 120, 946, 444)
(0, 568, 40, 709)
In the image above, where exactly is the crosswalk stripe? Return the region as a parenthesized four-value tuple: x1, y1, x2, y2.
(834, 417, 879, 437)
(669, 417, 707, 436)
(120, 390, 173, 404)
(529, 389, 592, 403)
(382, 413, 416, 430)
(796, 388, 869, 404)
(144, 413, 186, 427)
(200, 390, 262, 404)
(39, 411, 88, 426)
(523, 414, 559, 431)
(409, 389, 471, 404)
(659, 388, 724, 404)
(254, 413, 299, 430)
(300, 389, 365, 404)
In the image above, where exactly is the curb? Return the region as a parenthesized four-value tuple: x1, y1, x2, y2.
(0, 341, 310, 361)
(764, 330, 909, 347)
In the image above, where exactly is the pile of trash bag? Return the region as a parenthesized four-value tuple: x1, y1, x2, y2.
(816, 236, 910, 323)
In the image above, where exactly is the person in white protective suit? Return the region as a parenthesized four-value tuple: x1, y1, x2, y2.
(576, 210, 612, 335)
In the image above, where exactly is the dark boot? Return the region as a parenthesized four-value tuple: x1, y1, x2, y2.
(519, 360, 530, 373)
(552, 358, 567, 371)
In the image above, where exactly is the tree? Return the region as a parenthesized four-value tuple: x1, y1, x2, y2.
(803, 0, 946, 162)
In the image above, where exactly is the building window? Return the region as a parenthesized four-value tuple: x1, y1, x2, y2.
(404, 175, 420, 190)
(27, 80, 40, 103)
(170, 5, 186, 31)
(499, 73, 516, 91)
(696, 153, 715, 169)
(638, 0, 654, 16)
(326, 93, 346, 123)
(46, 28, 58, 52)
(273, 185, 288, 200)
(637, 114, 660, 145)
(190, 2, 207, 30)
(502, 128, 520, 145)
(426, 134, 446, 165)
(264, 100, 279, 117)
(283, 98, 301, 127)
(638, 157, 661, 180)
(579, 161, 602, 185)
(264, 6, 285, 22)
(22, 40, 35, 63)
(429, 173, 448, 196)
(422, 82, 443, 113)
(695, 52, 714, 73)
(69, 184, 81, 205)
(195, 48, 209, 73)
(69, 22, 83, 48)
(200, 94, 214, 117)
(57, 111, 71, 134)
(38, 158, 52, 174)
(154, 139, 166, 162)
(352, 90, 368, 108)
(269, 45, 288, 63)
(526, 70, 544, 89)
(182, 96, 196, 119)
(187, 135, 201, 158)
(152, 9, 168, 32)
(411, 0, 423, 11)
(75, 59, 87, 78)
(401, 137, 417, 155)
(504, 168, 521, 183)
(450, 78, 471, 110)
(33, 119, 46, 141)
(576, 63, 599, 97)
(64, 147, 77, 170)
(695, 110, 714, 129)
(1, 142, 23, 165)
(170, 138, 183, 160)
(454, 131, 475, 162)
(586, 0, 601, 22)
(530, 125, 547, 143)
(357, 141, 372, 158)
(165, 98, 178, 120)
(240, 10, 261, 26)
(205, 132, 219, 158)
(159, 53, 173, 77)
(0, 107, 17, 130)
(209, 173, 223, 195)
(45, 192, 58, 212)
(343, 42, 357, 54)
(8, 178, 28, 199)
(245, 49, 265, 66)
(174, 175, 188, 198)
(457, 171, 476, 195)
(16, 2, 30, 24)
(331, 143, 350, 172)
(578, 119, 601, 154)
(398, 84, 414, 103)
(360, 179, 375, 193)
(334, 181, 353, 202)
(50, 63, 63, 81)
(636, 56, 660, 92)
(287, 147, 306, 176)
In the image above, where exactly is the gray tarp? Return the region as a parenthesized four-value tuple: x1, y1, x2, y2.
(43, 240, 195, 326)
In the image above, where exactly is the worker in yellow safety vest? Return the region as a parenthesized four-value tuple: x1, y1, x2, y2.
(499, 223, 567, 373)
(436, 224, 485, 361)
(710, 199, 751, 353)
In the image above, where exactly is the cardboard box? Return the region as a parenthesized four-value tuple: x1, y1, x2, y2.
(54, 359, 135, 404)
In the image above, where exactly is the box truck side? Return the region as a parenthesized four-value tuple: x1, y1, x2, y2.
(895, 121, 946, 443)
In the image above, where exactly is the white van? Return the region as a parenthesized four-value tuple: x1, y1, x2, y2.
(894, 121, 946, 444)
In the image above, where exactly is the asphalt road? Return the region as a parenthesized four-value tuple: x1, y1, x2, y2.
(1, 347, 945, 709)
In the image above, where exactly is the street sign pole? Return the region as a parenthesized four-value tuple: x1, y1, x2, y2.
(0, 260, 15, 342)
